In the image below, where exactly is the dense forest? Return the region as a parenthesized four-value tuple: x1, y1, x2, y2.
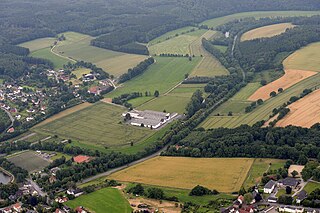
(1, 0, 320, 54)
(0, 110, 11, 133)
(162, 124, 320, 163)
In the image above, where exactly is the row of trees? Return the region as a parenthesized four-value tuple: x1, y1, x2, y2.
(118, 57, 154, 83)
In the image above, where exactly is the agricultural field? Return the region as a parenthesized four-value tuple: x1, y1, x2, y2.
(34, 102, 92, 127)
(106, 56, 201, 106)
(212, 83, 260, 115)
(275, 89, 320, 128)
(19, 37, 56, 52)
(248, 69, 316, 101)
(7, 151, 50, 172)
(283, 42, 320, 72)
(33, 102, 154, 149)
(241, 23, 295, 41)
(66, 187, 132, 213)
(201, 73, 320, 129)
(243, 159, 285, 189)
(201, 11, 320, 29)
(109, 156, 254, 193)
(31, 47, 71, 69)
(138, 84, 205, 114)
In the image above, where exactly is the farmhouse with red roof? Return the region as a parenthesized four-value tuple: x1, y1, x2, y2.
(73, 155, 91, 163)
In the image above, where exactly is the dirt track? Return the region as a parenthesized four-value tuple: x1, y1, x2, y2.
(248, 69, 316, 101)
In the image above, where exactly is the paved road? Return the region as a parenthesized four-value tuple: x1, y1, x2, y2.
(27, 178, 47, 197)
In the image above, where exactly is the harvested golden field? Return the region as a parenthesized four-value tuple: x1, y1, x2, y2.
(275, 89, 320, 128)
(241, 23, 295, 41)
(248, 69, 316, 101)
(34, 102, 92, 127)
(109, 156, 254, 193)
(283, 42, 320, 72)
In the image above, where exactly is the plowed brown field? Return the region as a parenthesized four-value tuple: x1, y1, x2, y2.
(248, 69, 316, 101)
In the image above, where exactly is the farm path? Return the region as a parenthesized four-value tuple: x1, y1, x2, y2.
(15, 132, 37, 142)
(51, 45, 76, 63)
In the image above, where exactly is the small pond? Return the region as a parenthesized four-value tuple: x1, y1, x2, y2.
(0, 171, 11, 184)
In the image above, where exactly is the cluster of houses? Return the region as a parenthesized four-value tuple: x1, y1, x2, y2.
(221, 195, 257, 213)
(87, 80, 113, 96)
(0, 82, 48, 125)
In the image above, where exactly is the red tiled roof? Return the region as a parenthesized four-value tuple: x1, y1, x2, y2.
(73, 155, 90, 163)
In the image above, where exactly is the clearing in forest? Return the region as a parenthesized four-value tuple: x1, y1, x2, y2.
(19, 37, 56, 52)
(109, 156, 254, 193)
(241, 23, 295, 41)
(248, 69, 316, 101)
(275, 89, 320, 128)
(7, 150, 50, 172)
(33, 102, 153, 149)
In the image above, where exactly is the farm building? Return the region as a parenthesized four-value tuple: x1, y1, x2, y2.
(73, 155, 91, 164)
(123, 110, 178, 129)
(264, 180, 276, 193)
(296, 190, 308, 204)
(278, 177, 299, 188)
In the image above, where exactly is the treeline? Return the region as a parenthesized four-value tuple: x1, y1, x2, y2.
(0, 110, 11, 133)
(236, 17, 320, 72)
(162, 124, 320, 162)
(112, 92, 142, 108)
(118, 57, 154, 83)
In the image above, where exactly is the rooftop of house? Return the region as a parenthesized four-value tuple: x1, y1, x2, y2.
(280, 177, 299, 187)
(264, 180, 277, 189)
(73, 155, 91, 163)
(297, 190, 308, 200)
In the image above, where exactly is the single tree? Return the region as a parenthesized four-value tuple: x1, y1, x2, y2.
(270, 91, 277, 97)
(154, 90, 159, 97)
(291, 170, 299, 178)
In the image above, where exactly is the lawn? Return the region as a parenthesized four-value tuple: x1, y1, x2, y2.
(109, 156, 254, 193)
(66, 187, 132, 213)
(201, 11, 320, 29)
(243, 159, 285, 189)
(106, 56, 201, 106)
(148, 26, 197, 45)
(72, 68, 91, 79)
(283, 42, 320, 72)
(31, 47, 71, 69)
(303, 182, 320, 194)
(201, 73, 320, 129)
(19, 37, 56, 52)
(7, 150, 50, 173)
(241, 23, 295, 41)
(34, 102, 154, 149)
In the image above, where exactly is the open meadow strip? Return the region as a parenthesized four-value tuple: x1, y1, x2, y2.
(248, 69, 317, 101)
(19, 37, 56, 52)
(240, 23, 295, 41)
(275, 89, 320, 128)
(66, 187, 132, 213)
(31, 47, 72, 69)
(109, 156, 254, 193)
(34, 102, 154, 148)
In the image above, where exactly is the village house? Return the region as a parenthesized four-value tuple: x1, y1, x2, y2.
(264, 180, 277, 193)
(67, 188, 83, 197)
(278, 206, 304, 213)
(278, 177, 299, 188)
(296, 190, 308, 204)
(73, 155, 91, 163)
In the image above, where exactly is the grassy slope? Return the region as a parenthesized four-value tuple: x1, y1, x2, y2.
(201, 11, 320, 28)
(19, 37, 56, 52)
(66, 188, 132, 213)
(31, 47, 71, 69)
(33, 102, 153, 148)
(283, 42, 320, 72)
(106, 56, 201, 106)
(148, 26, 197, 45)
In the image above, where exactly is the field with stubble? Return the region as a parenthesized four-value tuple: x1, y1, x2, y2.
(109, 156, 254, 192)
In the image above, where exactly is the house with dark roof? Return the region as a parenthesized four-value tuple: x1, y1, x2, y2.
(264, 180, 277, 193)
(267, 196, 277, 203)
(279, 177, 299, 188)
(296, 190, 308, 204)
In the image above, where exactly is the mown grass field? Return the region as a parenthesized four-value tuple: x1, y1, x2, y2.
(201, 73, 320, 129)
(201, 11, 320, 29)
(66, 187, 132, 213)
(283, 42, 320, 72)
(211, 83, 260, 115)
(73, 68, 91, 79)
(138, 84, 205, 114)
(241, 23, 295, 41)
(109, 156, 254, 193)
(31, 47, 71, 69)
(7, 150, 49, 172)
(34, 102, 154, 149)
(107, 56, 201, 106)
(148, 26, 197, 45)
(243, 159, 285, 189)
(19, 37, 56, 52)
(303, 182, 320, 194)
